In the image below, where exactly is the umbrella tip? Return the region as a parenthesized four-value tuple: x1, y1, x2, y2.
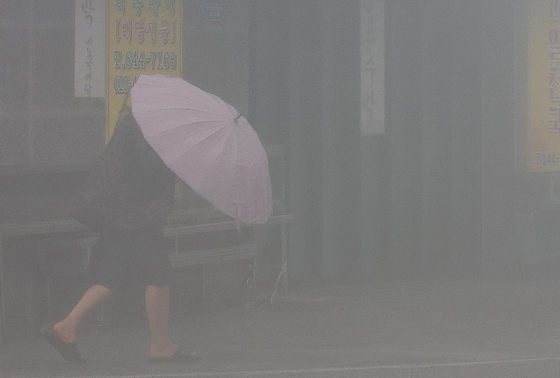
(234, 113, 242, 123)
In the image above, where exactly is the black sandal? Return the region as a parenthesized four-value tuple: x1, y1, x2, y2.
(43, 327, 86, 364)
(149, 348, 199, 363)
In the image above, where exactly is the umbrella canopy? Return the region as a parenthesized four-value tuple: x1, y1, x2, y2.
(130, 74, 272, 224)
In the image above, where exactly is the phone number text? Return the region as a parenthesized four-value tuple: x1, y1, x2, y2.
(113, 50, 178, 70)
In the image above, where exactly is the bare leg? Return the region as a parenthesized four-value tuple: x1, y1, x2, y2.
(145, 285, 178, 358)
(52, 284, 113, 343)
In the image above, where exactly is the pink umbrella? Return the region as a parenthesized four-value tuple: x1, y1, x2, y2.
(130, 74, 272, 224)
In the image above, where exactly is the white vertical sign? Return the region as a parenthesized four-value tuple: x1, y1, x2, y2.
(75, 0, 106, 98)
(360, 0, 385, 135)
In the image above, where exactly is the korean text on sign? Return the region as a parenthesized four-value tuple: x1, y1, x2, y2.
(106, 0, 182, 140)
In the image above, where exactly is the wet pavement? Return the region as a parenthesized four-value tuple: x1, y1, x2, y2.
(2, 278, 560, 377)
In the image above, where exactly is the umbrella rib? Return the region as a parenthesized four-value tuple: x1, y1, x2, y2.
(138, 107, 221, 121)
(150, 120, 227, 155)
(190, 123, 236, 192)
(137, 89, 230, 117)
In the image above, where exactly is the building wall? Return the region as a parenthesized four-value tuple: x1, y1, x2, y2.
(252, 0, 532, 282)
(383, 0, 485, 279)
(0, 0, 553, 285)
(0, 1, 106, 170)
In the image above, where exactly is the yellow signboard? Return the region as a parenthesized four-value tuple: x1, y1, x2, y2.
(528, 0, 560, 171)
(106, 0, 182, 140)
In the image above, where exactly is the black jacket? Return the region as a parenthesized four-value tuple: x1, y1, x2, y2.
(75, 110, 176, 230)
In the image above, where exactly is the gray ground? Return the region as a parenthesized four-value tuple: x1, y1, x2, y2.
(1, 278, 560, 377)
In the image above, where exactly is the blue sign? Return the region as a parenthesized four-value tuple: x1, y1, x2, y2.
(199, 0, 229, 22)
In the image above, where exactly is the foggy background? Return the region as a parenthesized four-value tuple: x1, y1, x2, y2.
(0, 0, 555, 327)
(252, 0, 539, 284)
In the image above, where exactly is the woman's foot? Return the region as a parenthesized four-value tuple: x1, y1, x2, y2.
(51, 321, 77, 344)
(149, 347, 199, 363)
(149, 343, 179, 360)
(42, 326, 86, 364)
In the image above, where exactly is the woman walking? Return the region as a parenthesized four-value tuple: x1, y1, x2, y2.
(43, 105, 198, 364)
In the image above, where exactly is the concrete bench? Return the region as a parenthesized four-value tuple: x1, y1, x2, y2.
(0, 214, 293, 339)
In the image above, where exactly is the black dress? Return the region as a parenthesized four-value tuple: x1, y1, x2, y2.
(75, 110, 177, 289)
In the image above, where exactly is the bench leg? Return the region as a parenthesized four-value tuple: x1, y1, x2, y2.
(46, 277, 54, 324)
(0, 236, 5, 340)
(280, 223, 288, 289)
